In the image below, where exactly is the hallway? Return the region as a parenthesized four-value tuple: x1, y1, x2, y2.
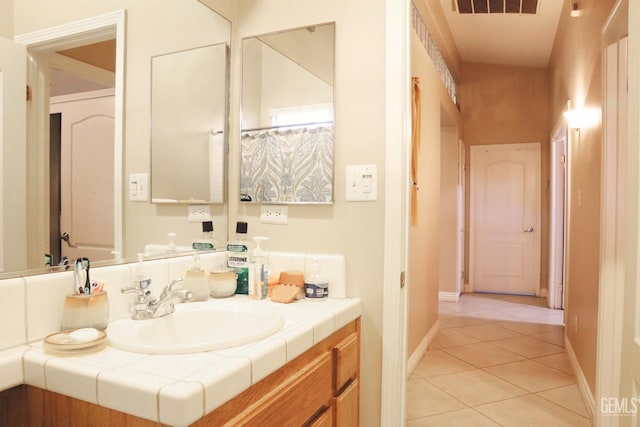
(406, 294, 590, 426)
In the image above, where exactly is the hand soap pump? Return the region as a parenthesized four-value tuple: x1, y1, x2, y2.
(193, 221, 216, 250)
(184, 254, 209, 301)
(249, 236, 269, 299)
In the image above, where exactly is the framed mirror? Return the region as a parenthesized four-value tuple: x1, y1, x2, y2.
(240, 23, 335, 204)
(151, 43, 228, 204)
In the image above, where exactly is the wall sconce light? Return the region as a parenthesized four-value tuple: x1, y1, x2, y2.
(570, 0, 581, 17)
(563, 106, 600, 130)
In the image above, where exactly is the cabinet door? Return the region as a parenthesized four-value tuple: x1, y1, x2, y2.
(236, 353, 332, 427)
(333, 332, 359, 393)
(333, 379, 359, 426)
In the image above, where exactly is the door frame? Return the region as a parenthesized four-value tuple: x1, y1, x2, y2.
(469, 142, 542, 295)
(596, 0, 628, 423)
(15, 10, 125, 268)
(456, 139, 466, 295)
(549, 122, 568, 309)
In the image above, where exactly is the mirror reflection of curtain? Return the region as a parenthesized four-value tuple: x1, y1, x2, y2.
(241, 124, 333, 203)
(411, 77, 421, 224)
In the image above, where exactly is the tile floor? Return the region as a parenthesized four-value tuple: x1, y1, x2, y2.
(406, 293, 591, 426)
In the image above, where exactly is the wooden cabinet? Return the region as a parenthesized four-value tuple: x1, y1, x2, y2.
(0, 318, 360, 427)
(195, 318, 360, 427)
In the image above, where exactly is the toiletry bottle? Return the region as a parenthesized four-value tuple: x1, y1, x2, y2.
(249, 237, 269, 299)
(134, 253, 152, 296)
(305, 259, 329, 300)
(227, 221, 252, 294)
(193, 221, 216, 250)
(183, 254, 209, 301)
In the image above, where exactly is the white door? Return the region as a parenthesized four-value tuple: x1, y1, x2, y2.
(0, 37, 27, 273)
(50, 90, 115, 262)
(470, 143, 541, 295)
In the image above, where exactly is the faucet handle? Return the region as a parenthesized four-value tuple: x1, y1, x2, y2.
(121, 286, 148, 302)
(168, 278, 184, 289)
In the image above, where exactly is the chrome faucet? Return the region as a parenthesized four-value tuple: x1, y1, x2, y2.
(121, 278, 193, 320)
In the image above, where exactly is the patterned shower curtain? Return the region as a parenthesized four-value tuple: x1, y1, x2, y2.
(241, 123, 334, 203)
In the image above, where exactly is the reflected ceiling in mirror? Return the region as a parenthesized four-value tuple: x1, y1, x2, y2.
(240, 23, 335, 204)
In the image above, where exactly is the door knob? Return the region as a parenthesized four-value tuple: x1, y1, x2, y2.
(524, 226, 534, 233)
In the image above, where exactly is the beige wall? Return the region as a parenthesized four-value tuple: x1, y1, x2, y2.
(439, 125, 460, 295)
(548, 0, 616, 395)
(457, 62, 550, 292)
(233, 2, 386, 424)
(0, 0, 12, 38)
(408, 30, 461, 357)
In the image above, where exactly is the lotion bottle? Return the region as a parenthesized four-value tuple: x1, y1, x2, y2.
(183, 254, 209, 301)
(305, 259, 329, 300)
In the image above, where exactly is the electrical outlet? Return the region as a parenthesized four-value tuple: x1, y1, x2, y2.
(260, 205, 288, 225)
(188, 205, 211, 223)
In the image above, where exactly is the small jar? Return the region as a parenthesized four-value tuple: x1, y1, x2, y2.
(60, 292, 110, 330)
(209, 269, 237, 298)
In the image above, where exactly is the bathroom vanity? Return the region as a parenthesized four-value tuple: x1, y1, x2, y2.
(0, 297, 360, 426)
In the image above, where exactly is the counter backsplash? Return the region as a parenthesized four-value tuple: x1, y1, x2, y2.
(0, 251, 346, 351)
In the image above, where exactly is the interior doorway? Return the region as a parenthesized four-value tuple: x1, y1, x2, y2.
(15, 11, 124, 269)
(469, 142, 542, 295)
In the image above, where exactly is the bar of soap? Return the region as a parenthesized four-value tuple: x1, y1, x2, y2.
(68, 327, 101, 342)
(270, 285, 299, 304)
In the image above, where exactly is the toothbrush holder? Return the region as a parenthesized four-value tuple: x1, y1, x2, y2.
(60, 292, 110, 331)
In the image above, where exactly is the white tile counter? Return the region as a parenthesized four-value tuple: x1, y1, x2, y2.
(12, 296, 361, 426)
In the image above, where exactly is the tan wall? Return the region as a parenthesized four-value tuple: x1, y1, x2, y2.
(548, 0, 616, 395)
(408, 30, 461, 357)
(0, 0, 12, 38)
(439, 126, 460, 295)
(457, 62, 550, 292)
(233, 3, 387, 424)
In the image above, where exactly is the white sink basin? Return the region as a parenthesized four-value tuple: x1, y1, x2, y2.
(107, 302, 284, 354)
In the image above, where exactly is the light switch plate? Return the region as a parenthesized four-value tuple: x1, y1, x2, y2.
(346, 164, 378, 201)
(129, 173, 148, 202)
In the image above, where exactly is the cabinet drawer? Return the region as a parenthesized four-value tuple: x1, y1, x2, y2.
(307, 407, 332, 427)
(333, 379, 359, 427)
(333, 332, 359, 393)
(236, 353, 332, 427)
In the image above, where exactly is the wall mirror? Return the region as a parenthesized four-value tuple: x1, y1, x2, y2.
(1, 3, 230, 279)
(240, 23, 335, 204)
(151, 43, 228, 204)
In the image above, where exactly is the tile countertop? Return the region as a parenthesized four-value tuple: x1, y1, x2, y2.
(7, 296, 361, 427)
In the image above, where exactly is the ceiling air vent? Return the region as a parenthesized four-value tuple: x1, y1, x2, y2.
(456, 0, 538, 14)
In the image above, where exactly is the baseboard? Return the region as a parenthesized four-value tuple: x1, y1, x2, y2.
(406, 320, 440, 378)
(439, 291, 461, 302)
(564, 336, 596, 423)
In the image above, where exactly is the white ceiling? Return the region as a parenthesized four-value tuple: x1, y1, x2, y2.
(438, 0, 564, 68)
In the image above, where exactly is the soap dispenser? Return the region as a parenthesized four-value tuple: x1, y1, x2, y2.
(183, 254, 209, 301)
(249, 236, 269, 300)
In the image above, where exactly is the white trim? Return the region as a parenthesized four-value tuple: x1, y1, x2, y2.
(50, 88, 115, 105)
(596, 5, 627, 425)
(438, 291, 460, 302)
(15, 10, 125, 261)
(565, 336, 596, 421)
(381, 0, 410, 424)
(406, 320, 439, 378)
